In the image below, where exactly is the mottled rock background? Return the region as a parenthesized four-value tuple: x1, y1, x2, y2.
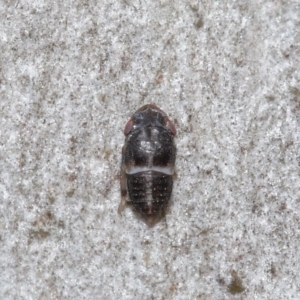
(1, 1, 300, 299)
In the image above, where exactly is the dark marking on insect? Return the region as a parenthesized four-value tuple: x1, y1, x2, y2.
(118, 104, 176, 226)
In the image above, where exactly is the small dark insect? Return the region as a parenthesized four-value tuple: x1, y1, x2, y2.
(118, 104, 177, 226)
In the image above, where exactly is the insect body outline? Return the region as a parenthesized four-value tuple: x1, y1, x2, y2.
(119, 104, 176, 226)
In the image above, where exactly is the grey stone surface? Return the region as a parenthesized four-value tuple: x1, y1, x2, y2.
(1, 1, 300, 299)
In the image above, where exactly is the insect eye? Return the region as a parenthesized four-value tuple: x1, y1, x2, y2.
(166, 118, 176, 136)
(124, 119, 134, 136)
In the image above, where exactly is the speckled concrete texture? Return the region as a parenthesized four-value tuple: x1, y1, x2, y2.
(1, 1, 300, 299)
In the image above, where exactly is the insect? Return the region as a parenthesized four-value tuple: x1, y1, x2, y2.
(118, 104, 177, 226)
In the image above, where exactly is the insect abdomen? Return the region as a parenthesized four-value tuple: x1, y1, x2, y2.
(127, 170, 173, 223)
